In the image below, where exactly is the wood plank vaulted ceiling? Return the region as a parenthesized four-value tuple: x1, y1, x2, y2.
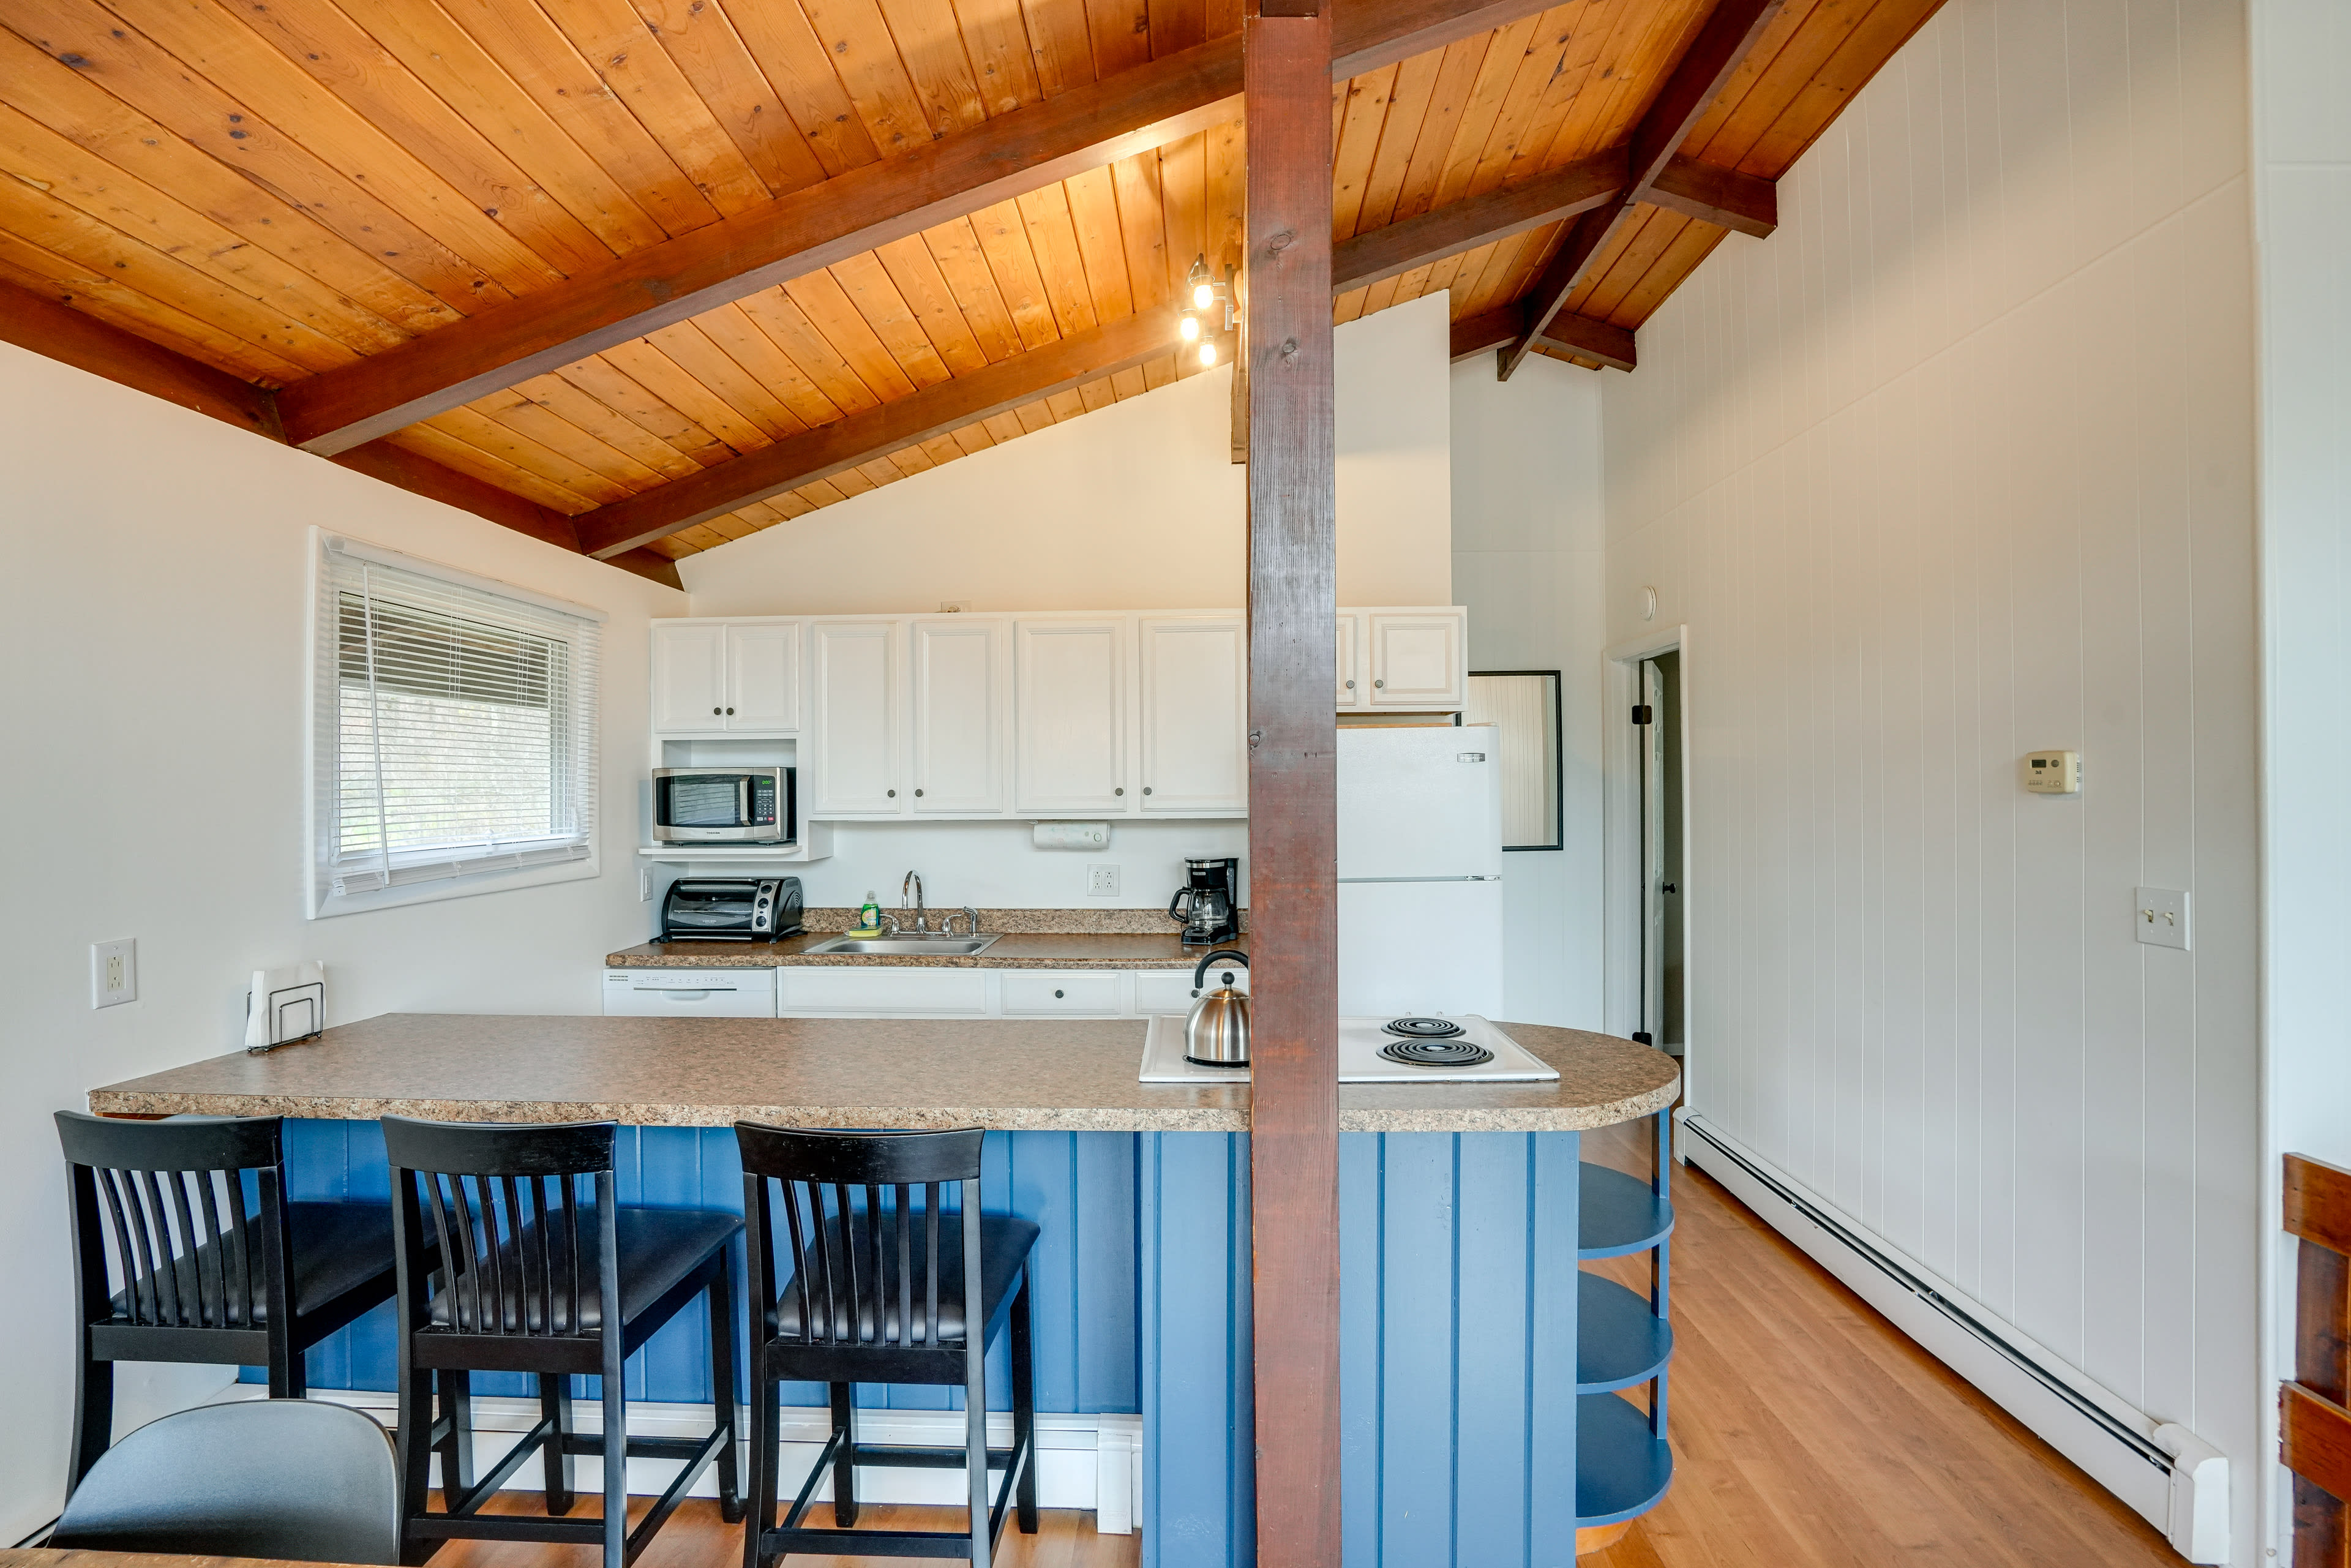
(0, 0, 1941, 576)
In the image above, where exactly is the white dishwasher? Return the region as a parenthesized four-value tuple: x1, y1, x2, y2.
(602, 968, 778, 1018)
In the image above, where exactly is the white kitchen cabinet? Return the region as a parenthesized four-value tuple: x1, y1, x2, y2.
(1133, 965, 1247, 1016)
(1335, 614, 1361, 708)
(1365, 608, 1468, 710)
(779, 968, 989, 1016)
(910, 617, 1007, 814)
(1138, 615, 1246, 814)
(725, 623, 800, 730)
(650, 622, 729, 732)
(1000, 972, 1128, 1016)
(1015, 618, 1128, 815)
(810, 621, 902, 815)
(651, 619, 802, 733)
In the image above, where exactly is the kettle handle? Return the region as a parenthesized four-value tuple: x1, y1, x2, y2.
(1191, 948, 1249, 991)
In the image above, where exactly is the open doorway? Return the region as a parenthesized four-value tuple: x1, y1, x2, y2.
(1635, 651, 1683, 1056)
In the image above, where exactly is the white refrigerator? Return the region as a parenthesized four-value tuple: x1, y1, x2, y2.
(1336, 724, 1505, 1017)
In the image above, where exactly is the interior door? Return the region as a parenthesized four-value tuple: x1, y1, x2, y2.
(910, 617, 1005, 812)
(810, 621, 901, 815)
(1014, 618, 1128, 814)
(650, 622, 727, 732)
(725, 622, 800, 730)
(1638, 659, 1665, 1046)
(1367, 610, 1464, 708)
(1138, 615, 1245, 813)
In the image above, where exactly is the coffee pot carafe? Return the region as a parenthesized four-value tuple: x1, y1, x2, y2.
(1168, 856, 1242, 947)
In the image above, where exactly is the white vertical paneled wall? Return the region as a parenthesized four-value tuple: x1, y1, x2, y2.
(2252, 0, 2351, 1554)
(1600, 0, 2260, 1556)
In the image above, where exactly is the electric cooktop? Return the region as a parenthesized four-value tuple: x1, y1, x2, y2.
(1139, 1015, 1562, 1085)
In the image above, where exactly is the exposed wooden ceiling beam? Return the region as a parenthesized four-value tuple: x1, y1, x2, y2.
(577, 309, 1175, 557)
(1332, 150, 1625, 294)
(1645, 156, 1777, 238)
(272, 0, 1564, 459)
(0, 279, 681, 589)
(1499, 0, 1785, 378)
(1449, 306, 1635, 371)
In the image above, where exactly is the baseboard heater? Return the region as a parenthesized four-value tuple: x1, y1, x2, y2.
(1676, 1112, 2230, 1565)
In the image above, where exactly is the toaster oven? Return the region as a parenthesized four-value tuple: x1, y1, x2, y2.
(653, 767, 794, 844)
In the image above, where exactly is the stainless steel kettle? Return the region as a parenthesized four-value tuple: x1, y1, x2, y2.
(1183, 950, 1250, 1067)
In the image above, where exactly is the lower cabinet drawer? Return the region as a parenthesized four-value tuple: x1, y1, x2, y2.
(779, 967, 989, 1015)
(1133, 966, 1246, 1016)
(1000, 972, 1127, 1016)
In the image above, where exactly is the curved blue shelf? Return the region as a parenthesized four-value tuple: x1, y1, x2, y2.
(1577, 1273, 1673, 1393)
(1575, 1390, 1675, 1527)
(1580, 1162, 1674, 1258)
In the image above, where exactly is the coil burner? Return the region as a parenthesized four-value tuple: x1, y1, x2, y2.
(1376, 1030, 1496, 1068)
(1382, 1016, 1466, 1040)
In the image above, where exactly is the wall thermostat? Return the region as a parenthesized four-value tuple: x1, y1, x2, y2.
(2023, 751, 2081, 794)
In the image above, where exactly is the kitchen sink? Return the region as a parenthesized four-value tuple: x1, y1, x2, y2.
(800, 934, 1001, 956)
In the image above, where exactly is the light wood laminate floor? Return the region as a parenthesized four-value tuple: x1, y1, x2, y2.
(424, 1123, 2176, 1568)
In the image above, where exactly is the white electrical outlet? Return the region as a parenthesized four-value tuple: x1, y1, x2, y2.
(92, 939, 137, 1008)
(2135, 887, 2190, 951)
(1088, 865, 1121, 898)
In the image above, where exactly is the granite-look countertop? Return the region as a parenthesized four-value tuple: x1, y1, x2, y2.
(86, 1014, 1679, 1134)
(609, 932, 1250, 971)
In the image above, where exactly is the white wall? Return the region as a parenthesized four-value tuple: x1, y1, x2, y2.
(678, 291, 1452, 615)
(0, 343, 687, 1542)
(1599, 0, 2260, 1557)
(1450, 354, 1607, 1028)
(2251, 0, 2351, 1551)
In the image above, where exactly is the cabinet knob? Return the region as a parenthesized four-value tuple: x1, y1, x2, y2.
(1374, 678, 1385, 689)
(1114, 787, 1124, 797)
(887, 789, 896, 798)
(1346, 679, 1355, 689)
(915, 789, 924, 797)
(713, 706, 722, 715)
(726, 707, 735, 715)
(1054, 989, 1065, 999)
(1143, 786, 1153, 795)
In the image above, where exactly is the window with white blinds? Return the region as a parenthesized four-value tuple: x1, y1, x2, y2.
(311, 535, 603, 915)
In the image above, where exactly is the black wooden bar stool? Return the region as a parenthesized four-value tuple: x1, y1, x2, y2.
(734, 1123, 1038, 1568)
(380, 1117, 742, 1568)
(54, 1110, 410, 1494)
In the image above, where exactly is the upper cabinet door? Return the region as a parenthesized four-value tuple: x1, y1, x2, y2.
(724, 623, 800, 731)
(1139, 615, 1246, 814)
(1367, 609, 1467, 709)
(1335, 613, 1362, 708)
(1015, 619, 1128, 814)
(910, 617, 1005, 813)
(811, 621, 902, 815)
(651, 622, 728, 732)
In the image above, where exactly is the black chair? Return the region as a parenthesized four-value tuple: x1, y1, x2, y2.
(735, 1123, 1039, 1568)
(381, 1116, 742, 1568)
(50, 1398, 402, 1564)
(55, 1110, 410, 1493)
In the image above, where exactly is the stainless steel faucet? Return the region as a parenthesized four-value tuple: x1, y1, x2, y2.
(902, 870, 926, 933)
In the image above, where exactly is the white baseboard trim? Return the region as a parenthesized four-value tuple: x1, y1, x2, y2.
(1676, 1112, 2230, 1566)
(212, 1387, 1142, 1534)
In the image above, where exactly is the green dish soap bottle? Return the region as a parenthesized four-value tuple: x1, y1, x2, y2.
(853, 891, 881, 937)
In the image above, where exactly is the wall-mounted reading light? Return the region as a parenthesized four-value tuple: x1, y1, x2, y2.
(1180, 253, 1237, 362)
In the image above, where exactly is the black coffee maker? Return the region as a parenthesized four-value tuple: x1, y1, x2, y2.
(1168, 857, 1242, 947)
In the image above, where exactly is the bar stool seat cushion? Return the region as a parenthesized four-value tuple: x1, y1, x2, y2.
(103, 1200, 402, 1324)
(425, 1206, 741, 1334)
(771, 1214, 1038, 1343)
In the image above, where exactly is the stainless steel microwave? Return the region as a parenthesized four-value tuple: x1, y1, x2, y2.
(653, 767, 794, 844)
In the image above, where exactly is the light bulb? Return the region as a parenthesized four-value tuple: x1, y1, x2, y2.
(1198, 341, 1217, 367)
(1179, 313, 1200, 341)
(1193, 282, 1215, 309)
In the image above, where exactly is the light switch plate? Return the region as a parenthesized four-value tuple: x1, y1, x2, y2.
(2135, 887, 2190, 951)
(1088, 865, 1121, 898)
(92, 939, 137, 1008)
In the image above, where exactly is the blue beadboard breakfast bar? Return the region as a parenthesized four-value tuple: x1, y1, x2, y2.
(86, 1013, 1681, 1567)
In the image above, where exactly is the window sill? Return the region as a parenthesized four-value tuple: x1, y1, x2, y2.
(308, 852, 600, 920)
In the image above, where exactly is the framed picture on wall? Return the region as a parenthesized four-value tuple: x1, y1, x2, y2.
(1466, 671, 1562, 851)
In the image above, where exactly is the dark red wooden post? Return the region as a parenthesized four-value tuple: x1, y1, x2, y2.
(1243, 0, 1341, 1558)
